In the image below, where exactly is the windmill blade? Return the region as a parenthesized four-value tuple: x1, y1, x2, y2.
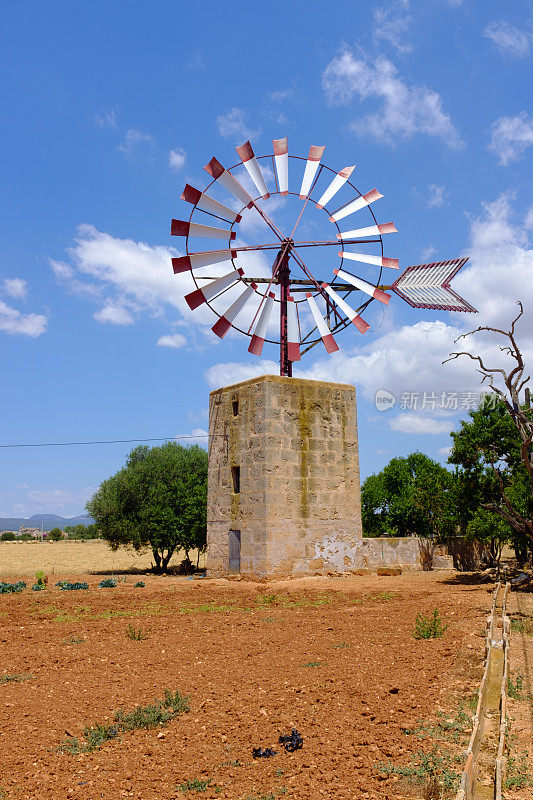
(273, 137, 288, 196)
(316, 166, 356, 210)
(172, 248, 237, 274)
(333, 268, 391, 305)
(339, 251, 399, 269)
(305, 293, 340, 353)
(205, 156, 254, 209)
(391, 258, 477, 312)
(248, 291, 276, 356)
(185, 268, 243, 310)
(321, 283, 370, 334)
(212, 283, 258, 338)
(236, 141, 270, 199)
(337, 222, 397, 240)
(299, 145, 325, 199)
(330, 189, 383, 223)
(171, 220, 236, 240)
(181, 184, 242, 224)
(287, 297, 301, 361)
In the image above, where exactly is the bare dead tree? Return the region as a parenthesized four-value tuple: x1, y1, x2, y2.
(443, 301, 533, 544)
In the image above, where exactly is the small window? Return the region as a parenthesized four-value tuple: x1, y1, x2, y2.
(231, 466, 240, 494)
(232, 399, 239, 416)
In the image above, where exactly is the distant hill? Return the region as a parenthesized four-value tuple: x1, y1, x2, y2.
(0, 514, 93, 532)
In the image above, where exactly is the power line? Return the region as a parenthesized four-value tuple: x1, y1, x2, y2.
(0, 435, 210, 449)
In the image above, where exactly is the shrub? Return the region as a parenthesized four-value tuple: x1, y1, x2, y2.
(98, 578, 117, 588)
(134, 581, 145, 588)
(414, 609, 448, 639)
(55, 581, 89, 591)
(48, 527, 63, 541)
(0, 581, 26, 594)
(0, 532, 17, 541)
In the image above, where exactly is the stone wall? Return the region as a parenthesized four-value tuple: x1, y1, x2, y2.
(354, 538, 453, 571)
(206, 375, 363, 579)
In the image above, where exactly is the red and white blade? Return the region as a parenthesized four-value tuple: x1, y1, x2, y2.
(248, 291, 276, 356)
(204, 156, 254, 209)
(322, 283, 370, 334)
(273, 137, 288, 196)
(181, 184, 242, 224)
(339, 251, 399, 269)
(236, 141, 270, 199)
(330, 189, 383, 223)
(171, 220, 236, 240)
(305, 292, 339, 353)
(212, 283, 257, 339)
(287, 296, 301, 361)
(334, 268, 391, 305)
(299, 145, 325, 198)
(316, 165, 355, 210)
(337, 222, 397, 240)
(184, 268, 243, 310)
(172, 248, 237, 274)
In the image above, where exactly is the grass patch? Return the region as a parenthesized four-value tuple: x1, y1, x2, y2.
(0, 673, 35, 684)
(59, 689, 189, 754)
(507, 672, 525, 700)
(302, 661, 325, 668)
(126, 624, 150, 641)
(177, 778, 215, 793)
(505, 749, 533, 790)
(333, 641, 351, 649)
(414, 608, 448, 640)
(61, 636, 84, 644)
(510, 617, 533, 635)
(377, 746, 461, 794)
(402, 699, 472, 744)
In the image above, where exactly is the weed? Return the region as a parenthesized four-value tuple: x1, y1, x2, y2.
(243, 793, 278, 800)
(507, 672, 525, 700)
(55, 581, 89, 591)
(256, 593, 278, 606)
(505, 750, 532, 789)
(414, 609, 448, 639)
(377, 746, 460, 793)
(0, 673, 35, 684)
(178, 778, 214, 793)
(511, 617, 533, 634)
(98, 578, 117, 588)
(134, 581, 145, 588)
(302, 661, 325, 668)
(126, 624, 151, 641)
(333, 641, 351, 649)
(0, 581, 26, 594)
(58, 688, 189, 754)
(402, 698, 472, 745)
(34, 571, 47, 587)
(274, 769, 285, 777)
(31, 584, 45, 591)
(220, 760, 242, 768)
(61, 636, 84, 644)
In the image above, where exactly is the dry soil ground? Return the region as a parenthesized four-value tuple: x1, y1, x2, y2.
(0, 541, 203, 577)
(0, 570, 531, 800)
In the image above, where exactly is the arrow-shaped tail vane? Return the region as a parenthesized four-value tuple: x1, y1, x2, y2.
(390, 258, 477, 312)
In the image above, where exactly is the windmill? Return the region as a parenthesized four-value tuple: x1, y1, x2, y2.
(170, 138, 476, 377)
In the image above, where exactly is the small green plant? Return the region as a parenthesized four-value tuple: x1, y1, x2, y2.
(0, 673, 35, 684)
(55, 581, 89, 591)
(377, 746, 460, 793)
(34, 570, 47, 587)
(302, 660, 325, 668)
(178, 778, 214, 792)
(98, 578, 117, 588)
(333, 641, 351, 649)
(507, 672, 525, 700)
(0, 581, 26, 594)
(58, 689, 189, 754)
(505, 750, 532, 789)
(134, 581, 145, 588)
(510, 617, 533, 635)
(62, 636, 84, 644)
(414, 608, 448, 639)
(126, 624, 151, 641)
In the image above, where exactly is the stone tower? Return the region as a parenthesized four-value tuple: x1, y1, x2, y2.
(206, 375, 362, 579)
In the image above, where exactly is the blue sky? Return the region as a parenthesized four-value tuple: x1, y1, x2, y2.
(1, 0, 532, 518)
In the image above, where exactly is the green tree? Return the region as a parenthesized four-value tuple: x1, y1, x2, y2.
(0, 532, 17, 541)
(361, 452, 456, 539)
(48, 527, 63, 541)
(86, 442, 208, 573)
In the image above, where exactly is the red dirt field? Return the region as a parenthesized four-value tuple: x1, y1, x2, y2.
(0, 571, 523, 800)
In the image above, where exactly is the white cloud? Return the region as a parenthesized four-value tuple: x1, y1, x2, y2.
(25, 486, 95, 515)
(217, 108, 260, 142)
(484, 21, 532, 58)
(2, 278, 27, 299)
(427, 184, 449, 208)
(489, 112, 533, 166)
(93, 302, 134, 326)
(176, 428, 208, 448)
(269, 88, 295, 103)
(94, 109, 118, 128)
(157, 332, 187, 349)
(439, 445, 452, 457)
(118, 128, 155, 159)
(525, 207, 533, 230)
(186, 52, 206, 71)
(420, 245, 437, 262)
(205, 360, 279, 389)
(169, 147, 186, 171)
(373, 1, 412, 54)
(0, 299, 47, 337)
(389, 413, 454, 435)
(322, 48, 462, 148)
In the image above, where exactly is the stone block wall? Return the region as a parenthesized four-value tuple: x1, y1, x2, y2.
(206, 375, 363, 579)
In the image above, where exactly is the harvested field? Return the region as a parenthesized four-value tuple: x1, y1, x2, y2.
(0, 541, 203, 576)
(0, 570, 530, 800)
